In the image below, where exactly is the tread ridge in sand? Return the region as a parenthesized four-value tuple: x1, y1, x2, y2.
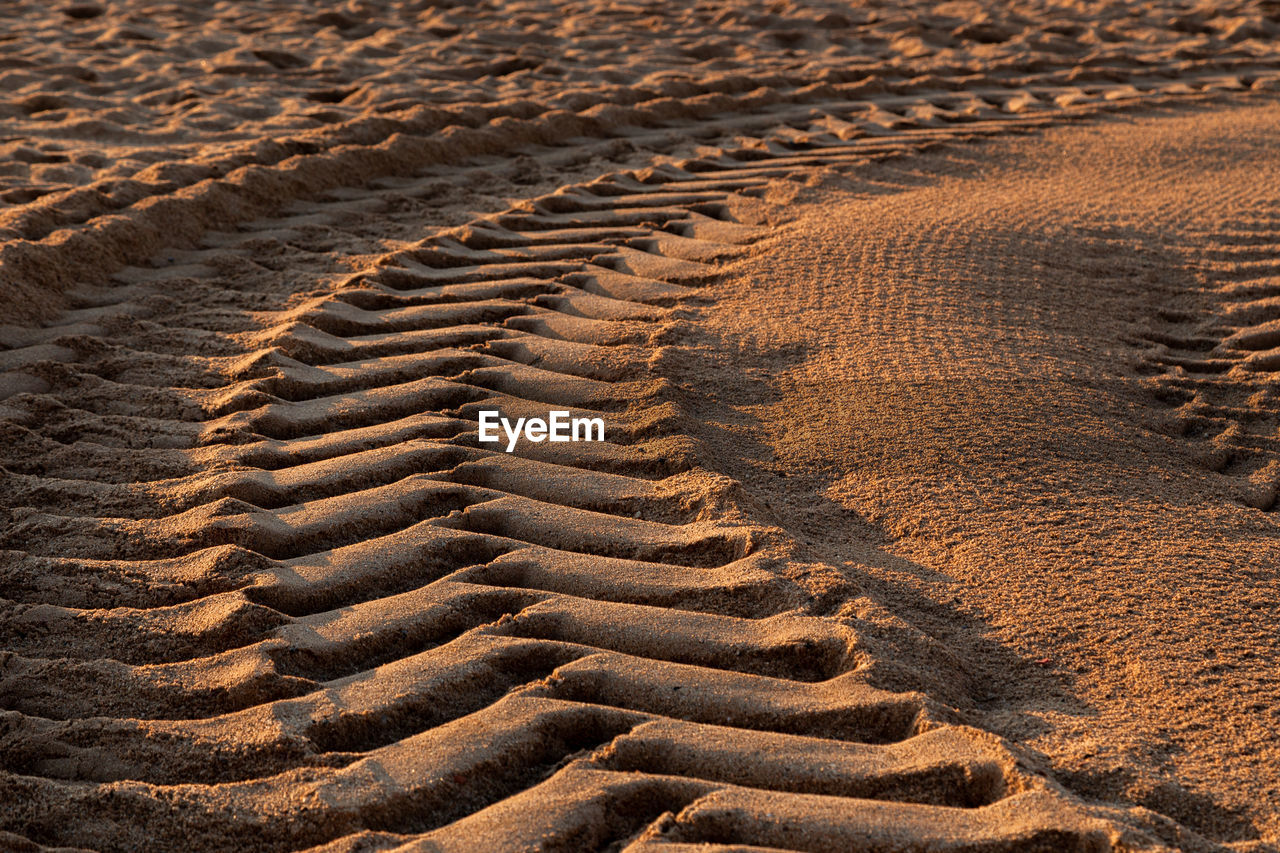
(1141, 204, 1280, 511)
(2, 54, 1278, 327)
(7, 69, 1277, 853)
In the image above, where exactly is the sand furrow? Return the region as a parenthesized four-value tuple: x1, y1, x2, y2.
(3, 46, 1277, 326)
(8, 42, 1280, 850)
(1142, 206, 1280, 510)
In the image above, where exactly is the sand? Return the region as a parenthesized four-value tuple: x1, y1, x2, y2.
(2, 1, 1280, 851)
(681, 101, 1280, 847)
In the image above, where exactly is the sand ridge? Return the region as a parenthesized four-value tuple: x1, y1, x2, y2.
(2, 2, 1280, 852)
(3, 0, 1280, 326)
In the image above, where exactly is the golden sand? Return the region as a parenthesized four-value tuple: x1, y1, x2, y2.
(2, 2, 1279, 851)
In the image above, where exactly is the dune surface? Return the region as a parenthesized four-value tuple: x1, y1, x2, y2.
(1, 1, 1280, 852)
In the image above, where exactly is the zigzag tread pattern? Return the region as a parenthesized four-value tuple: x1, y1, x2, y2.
(3, 67, 1279, 853)
(1137, 199, 1280, 511)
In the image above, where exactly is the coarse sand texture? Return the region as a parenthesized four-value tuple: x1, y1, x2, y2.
(2, 2, 1280, 852)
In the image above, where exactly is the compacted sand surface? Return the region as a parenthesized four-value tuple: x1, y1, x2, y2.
(682, 101, 1280, 846)
(2, 2, 1280, 852)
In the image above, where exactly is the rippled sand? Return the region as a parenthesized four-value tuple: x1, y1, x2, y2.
(2, 2, 1279, 852)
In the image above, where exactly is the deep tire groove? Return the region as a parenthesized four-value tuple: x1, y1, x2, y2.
(4, 63, 1276, 852)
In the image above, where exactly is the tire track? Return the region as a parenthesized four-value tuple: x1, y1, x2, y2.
(1140, 200, 1280, 510)
(4, 73, 1279, 852)
(3, 52, 1278, 326)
